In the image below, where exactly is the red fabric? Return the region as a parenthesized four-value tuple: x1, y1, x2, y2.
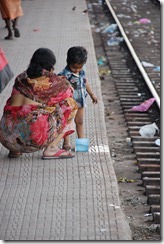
(11, 87, 20, 95)
(0, 71, 78, 153)
(30, 114, 49, 146)
(48, 88, 73, 105)
(0, 49, 8, 71)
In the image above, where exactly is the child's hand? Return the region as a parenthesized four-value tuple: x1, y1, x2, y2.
(90, 94, 98, 104)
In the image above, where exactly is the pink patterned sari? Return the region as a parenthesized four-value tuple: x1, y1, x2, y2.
(0, 71, 78, 153)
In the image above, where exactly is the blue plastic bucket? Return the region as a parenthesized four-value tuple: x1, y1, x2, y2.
(75, 138, 90, 152)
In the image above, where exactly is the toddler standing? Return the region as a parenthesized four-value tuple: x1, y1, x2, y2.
(58, 46, 98, 150)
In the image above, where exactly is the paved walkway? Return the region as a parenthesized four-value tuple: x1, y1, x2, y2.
(0, 0, 132, 240)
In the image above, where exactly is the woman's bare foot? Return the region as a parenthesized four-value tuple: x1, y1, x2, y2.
(8, 151, 22, 158)
(42, 147, 75, 159)
(43, 147, 74, 157)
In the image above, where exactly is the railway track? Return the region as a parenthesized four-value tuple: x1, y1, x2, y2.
(105, 0, 160, 103)
(87, 0, 160, 234)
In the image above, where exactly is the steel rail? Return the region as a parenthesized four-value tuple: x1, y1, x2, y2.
(104, 0, 160, 108)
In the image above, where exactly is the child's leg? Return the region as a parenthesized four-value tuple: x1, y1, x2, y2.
(62, 107, 85, 149)
(75, 107, 85, 138)
(62, 135, 71, 150)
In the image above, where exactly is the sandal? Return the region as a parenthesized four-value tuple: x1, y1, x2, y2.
(8, 151, 22, 158)
(42, 149, 75, 160)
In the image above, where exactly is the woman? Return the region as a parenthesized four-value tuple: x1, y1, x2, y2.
(0, 0, 23, 40)
(0, 48, 78, 159)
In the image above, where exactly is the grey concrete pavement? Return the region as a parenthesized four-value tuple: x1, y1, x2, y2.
(0, 0, 132, 240)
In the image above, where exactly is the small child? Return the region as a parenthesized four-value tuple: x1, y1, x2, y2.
(58, 46, 98, 150)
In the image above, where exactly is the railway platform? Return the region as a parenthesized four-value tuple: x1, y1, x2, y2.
(0, 0, 132, 240)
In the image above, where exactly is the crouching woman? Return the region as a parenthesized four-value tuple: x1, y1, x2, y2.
(0, 48, 78, 159)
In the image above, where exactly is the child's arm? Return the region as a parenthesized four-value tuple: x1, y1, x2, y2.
(86, 81, 98, 104)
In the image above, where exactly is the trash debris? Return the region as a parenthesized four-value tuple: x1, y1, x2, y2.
(126, 137, 132, 145)
(131, 5, 137, 13)
(82, 9, 87, 14)
(108, 31, 120, 38)
(133, 29, 148, 37)
(141, 61, 154, 67)
(99, 68, 111, 77)
(144, 213, 152, 217)
(102, 23, 118, 34)
(33, 28, 40, 32)
(127, 216, 135, 220)
(133, 21, 140, 25)
(139, 18, 151, 24)
(94, 28, 101, 33)
(117, 14, 131, 18)
(124, 196, 143, 205)
(100, 228, 106, 232)
(114, 206, 120, 209)
(109, 204, 120, 208)
(107, 36, 124, 46)
(117, 177, 138, 183)
(154, 138, 160, 146)
(153, 66, 160, 71)
(148, 224, 160, 231)
(139, 122, 159, 137)
(109, 204, 115, 207)
(97, 56, 106, 66)
(97, 59, 104, 66)
(130, 98, 156, 112)
(137, 28, 148, 34)
(111, 151, 116, 157)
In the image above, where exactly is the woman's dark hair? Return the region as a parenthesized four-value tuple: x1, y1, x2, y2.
(27, 48, 56, 78)
(66, 46, 88, 65)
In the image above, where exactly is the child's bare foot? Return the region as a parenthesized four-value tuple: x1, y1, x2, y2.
(62, 143, 75, 151)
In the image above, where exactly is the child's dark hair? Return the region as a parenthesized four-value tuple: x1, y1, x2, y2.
(27, 48, 56, 78)
(66, 46, 88, 65)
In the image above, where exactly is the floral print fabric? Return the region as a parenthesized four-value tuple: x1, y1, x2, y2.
(0, 71, 78, 153)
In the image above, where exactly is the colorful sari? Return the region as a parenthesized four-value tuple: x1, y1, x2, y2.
(0, 71, 78, 153)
